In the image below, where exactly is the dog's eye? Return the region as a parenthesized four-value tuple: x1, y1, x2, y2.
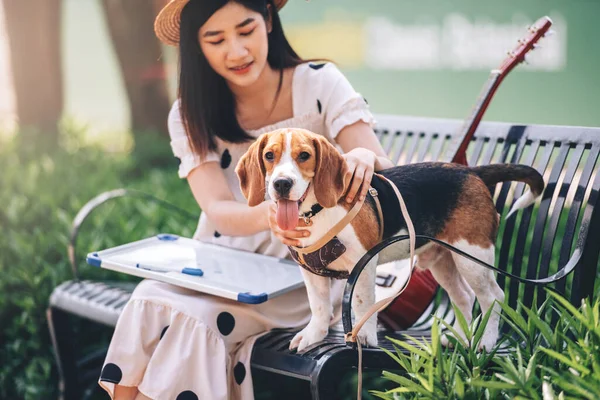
(298, 152, 310, 162)
(264, 151, 275, 161)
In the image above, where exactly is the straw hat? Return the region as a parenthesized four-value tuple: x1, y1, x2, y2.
(155, 0, 289, 46)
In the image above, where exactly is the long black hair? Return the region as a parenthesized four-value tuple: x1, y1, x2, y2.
(178, 0, 304, 159)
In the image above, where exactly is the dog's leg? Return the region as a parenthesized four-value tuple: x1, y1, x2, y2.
(450, 241, 505, 351)
(290, 268, 332, 352)
(352, 256, 378, 347)
(422, 248, 475, 347)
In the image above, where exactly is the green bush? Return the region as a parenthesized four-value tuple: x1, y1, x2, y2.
(0, 131, 197, 399)
(372, 289, 600, 399)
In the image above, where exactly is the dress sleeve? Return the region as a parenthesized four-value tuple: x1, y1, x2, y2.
(320, 63, 376, 140)
(168, 101, 220, 179)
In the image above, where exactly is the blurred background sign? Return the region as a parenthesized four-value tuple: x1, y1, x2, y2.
(282, 0, 598, 128)
(0, 0, 598, 143)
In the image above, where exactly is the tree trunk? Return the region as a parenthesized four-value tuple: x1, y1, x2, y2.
(2, 0, 63, 141)
(101, 0, 171, 140)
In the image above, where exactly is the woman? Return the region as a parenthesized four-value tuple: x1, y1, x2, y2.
(99, 0, 395, 399)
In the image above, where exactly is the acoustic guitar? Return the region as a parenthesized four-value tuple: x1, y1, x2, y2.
(376, 16, 554, 331)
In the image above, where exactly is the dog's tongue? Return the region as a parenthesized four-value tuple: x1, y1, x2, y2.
(276, 199, 299, 231)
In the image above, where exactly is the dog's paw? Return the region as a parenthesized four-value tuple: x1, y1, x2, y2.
(477, 332, 498, 352)
(440, 333, 454, 348)
(356, 325, 378, 347)
(289, 323, 328, 352)
(440, 328, 467, 349)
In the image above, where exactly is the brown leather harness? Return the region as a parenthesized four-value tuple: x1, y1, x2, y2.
(287, 174, 390, 279)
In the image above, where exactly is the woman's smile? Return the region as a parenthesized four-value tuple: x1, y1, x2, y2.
(230, 61, 254, 75)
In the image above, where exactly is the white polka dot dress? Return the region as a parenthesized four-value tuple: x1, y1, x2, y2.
(99, 63, 375, 400)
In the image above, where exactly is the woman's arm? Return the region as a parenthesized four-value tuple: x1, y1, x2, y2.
(187, 162, 271, 236)
(336, 120, 395, 171)
(335, 120, 395, 203)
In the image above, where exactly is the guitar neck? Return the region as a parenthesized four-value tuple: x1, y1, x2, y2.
(444, 70, 503, 165)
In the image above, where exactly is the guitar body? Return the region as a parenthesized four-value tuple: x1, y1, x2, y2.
(376, 16, 553, 330)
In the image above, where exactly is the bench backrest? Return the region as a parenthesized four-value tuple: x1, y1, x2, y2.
(373, 114, 600, 312)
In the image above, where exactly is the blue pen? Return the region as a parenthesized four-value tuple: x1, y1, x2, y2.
(136, 263, 204, 276)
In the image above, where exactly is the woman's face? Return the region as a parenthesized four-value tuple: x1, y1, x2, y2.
(198, 2, 271, 88)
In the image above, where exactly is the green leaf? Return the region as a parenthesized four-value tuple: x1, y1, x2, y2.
(542, 381, 556, 400)
(473, 305, 494, 349)
(500, 315, 529, 343)
(546, 290, 593, 330)
(414, 372, 433, 392)
(396, 333, 434, 354)
(498, 301, 529, 333)
(440, 320, 469, 349)
(368, 390, 395, 400)
(455, 373, 465, 397)
(381, 371, 431, 396)
(390, 343, 411, 370)
(539, 348, 591, 375)
(387, 336, 431, 359)
(380, 346, 403, 366)
(522, 304, 555, 347)
(553, 379, 597, 399)
(453, 303, 472, 343)
(431, 320, 440, 357)
(470, 379, 516, 389)
(526, 352, 537, 382)
(495, 373, 516, 385)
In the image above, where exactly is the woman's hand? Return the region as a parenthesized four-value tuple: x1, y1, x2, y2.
(268, 202, 311, 246)
(343, 148, 377, 203)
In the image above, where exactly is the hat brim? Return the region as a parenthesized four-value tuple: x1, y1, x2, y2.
(155, 0, 289, 46)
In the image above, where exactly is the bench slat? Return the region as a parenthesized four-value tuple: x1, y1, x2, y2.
(550, 144, 587, 296)
(574, 170, 600, 306)
(504, 139, 543, 307)
(390, 131, 408, 165)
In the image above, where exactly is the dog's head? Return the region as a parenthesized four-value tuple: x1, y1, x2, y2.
(235, 128, 348, 227)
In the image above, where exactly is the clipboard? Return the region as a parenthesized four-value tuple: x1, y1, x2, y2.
(86, 233, 305, 304)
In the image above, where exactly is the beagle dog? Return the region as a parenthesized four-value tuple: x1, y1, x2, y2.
(235, 128, 544, 352)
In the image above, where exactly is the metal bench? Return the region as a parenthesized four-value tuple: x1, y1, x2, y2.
(47, 115, 600, 399)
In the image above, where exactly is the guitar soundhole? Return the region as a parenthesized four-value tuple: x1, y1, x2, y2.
(376, 273, 397, 288)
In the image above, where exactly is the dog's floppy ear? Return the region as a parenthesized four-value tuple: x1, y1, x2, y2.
(236, 133, 269, 207)
(312, 135, 348, 208)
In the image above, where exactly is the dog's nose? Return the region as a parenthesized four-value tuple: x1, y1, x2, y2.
(273, 177, 293, 197)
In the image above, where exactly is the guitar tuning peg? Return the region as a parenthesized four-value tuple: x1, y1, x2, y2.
(544, 29, 556, 37)
(533, 43, 542, 50)
(523, 54, 530, 65)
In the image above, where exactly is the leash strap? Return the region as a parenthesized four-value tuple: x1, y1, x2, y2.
(370, 187, 385, 241)
(345, 174, 417, 400)
(346, 174, 417, 343)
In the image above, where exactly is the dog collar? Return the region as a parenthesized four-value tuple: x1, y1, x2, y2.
(299, 203, 324, 225)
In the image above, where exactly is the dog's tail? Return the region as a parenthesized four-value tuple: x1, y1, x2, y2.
(472, 164, 545, 219)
